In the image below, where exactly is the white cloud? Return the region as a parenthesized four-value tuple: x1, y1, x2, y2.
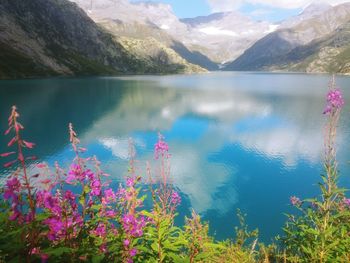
(207, 0, 350, 12)
(207, 0, 243, 12)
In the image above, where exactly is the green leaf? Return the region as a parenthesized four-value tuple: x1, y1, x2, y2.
(43, 246, 73, 257)
(92, 254, 105, 263)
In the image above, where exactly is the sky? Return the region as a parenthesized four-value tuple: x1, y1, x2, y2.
(130, 0, 350, 22)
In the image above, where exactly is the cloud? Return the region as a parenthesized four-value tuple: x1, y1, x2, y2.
(207, 0, 350, 12)
(207, 0, 243, 12)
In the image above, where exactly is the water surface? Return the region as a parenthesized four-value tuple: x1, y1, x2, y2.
(1, 72, 350, 243)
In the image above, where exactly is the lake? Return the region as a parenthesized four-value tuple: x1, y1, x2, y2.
(0, 72, 349, 243)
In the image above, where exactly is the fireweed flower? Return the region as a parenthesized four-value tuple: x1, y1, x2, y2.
(91, 222, 107, 238)
(154, 133, 169, 159)
(3, 177, 21, 200)
(37, 190, 83, 241)
(90, 177, 101, 196)
(105, 210, 117, 218)
(290, 196, 302, 206)
(66, 164, 94, 184)
(123, 239, 130, 247)
(122, 213, 147, 238)
(126, 177, 135, 187)
(323, 88, 345, 114)
(4, 177, 23, 222)
(342, 198, 350, 208)
(104, 188, 116, 202)
(130, 248, 137, 257)
(171, 191, 181, 206)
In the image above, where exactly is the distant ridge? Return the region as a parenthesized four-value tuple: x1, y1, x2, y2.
(223, 3, 350, 74)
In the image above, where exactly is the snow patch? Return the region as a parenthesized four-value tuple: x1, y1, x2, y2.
(160, 24, 170, 30)
(265, 24, 279, 33)
(198, 26, 238, 37)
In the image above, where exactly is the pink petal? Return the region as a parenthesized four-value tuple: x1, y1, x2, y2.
(40, 179, 51, 184)
(4, 160, 17, 168)
(7, 137, 16, 147)
(15, 123, 24, 133)
(0, 152, 16, 157)
(36, 163, 47, 169)
(23, 141, 35, 149)
(4, 126, 12, 136)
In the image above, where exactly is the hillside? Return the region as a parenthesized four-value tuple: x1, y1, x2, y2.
(224, 3, 350, 73)
(98, 19, 213, 71)
(0, 0, 204, 79)
(283, 22, 350, 74)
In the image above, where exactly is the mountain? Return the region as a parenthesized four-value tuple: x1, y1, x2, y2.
(72, 0, 276, 66)
(279, 2, 332, 28)
(0, 0, 143, 78)
(0, 0, 205, 79)
(97, 19, 218, 70)
(180, 11, 275, 63)
(2, 0, 350, 77)
(280, 22, 350, 74)
(224, 2, 350, 72)
(71, 0, 218, 70)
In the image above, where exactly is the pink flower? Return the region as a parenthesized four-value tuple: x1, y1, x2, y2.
(126, 177, 135, 187)
(105, 210, 117, 218)
(104, 188, 116, 203)
(154, 133, 169, 159)
(66, 164, 93, 184)
(342, 198, 350, 208)
(91, 223, 107, 237)
(90, 178, 101, 196)
(30, 247, 40, 255)
(9, 208, 22, 221)
(171, 191, 181, 206)
(122, 214, 147, 238)
(323, 88, 345, 114)
(123, 239, 130, 247)
(130, 248, 137, 257)
(290, 196, 302, 206)
(3, 177, 21, 200)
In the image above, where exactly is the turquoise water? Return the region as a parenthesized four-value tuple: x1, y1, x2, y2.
(0, 72, 350, 243)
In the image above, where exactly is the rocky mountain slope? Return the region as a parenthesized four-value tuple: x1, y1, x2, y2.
(71, 0, 218, 70)
(72, 0, 275, 66)
(98, 19, 217, 70)
(224, 3, 350, 72)
(280, 22, 350, 74)
(0, 0, 204, 79)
